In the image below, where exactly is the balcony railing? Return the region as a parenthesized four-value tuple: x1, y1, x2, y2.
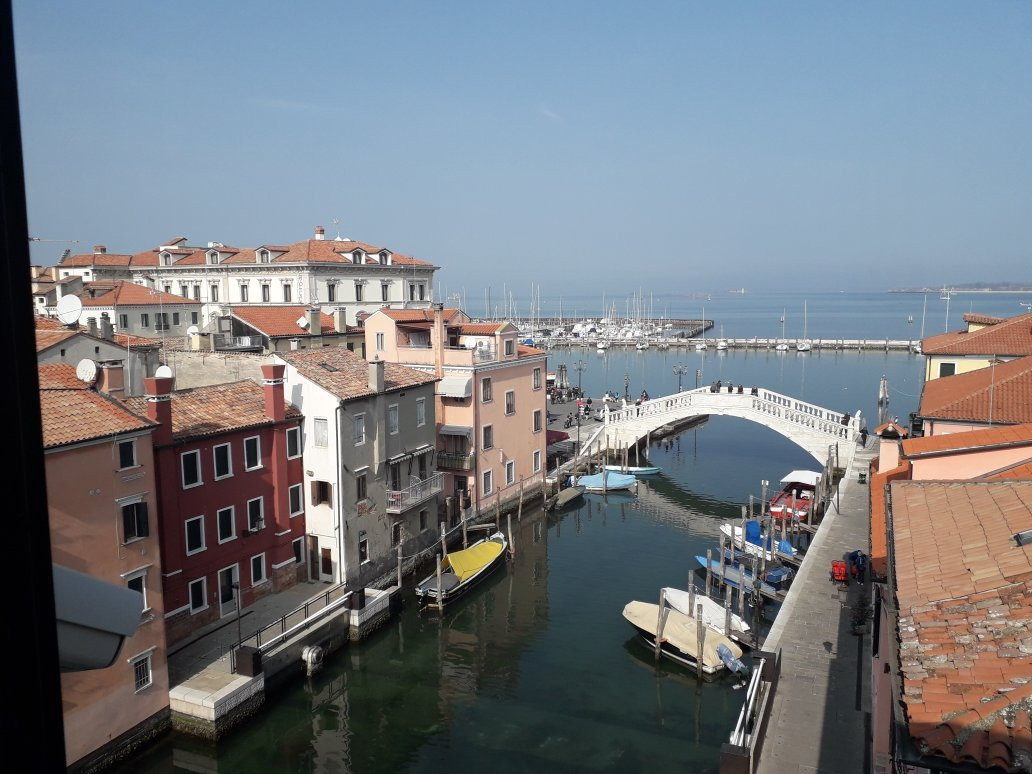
(214, 333, 263, 350)
(386, 472, 444, 513)
(437, 451, 474, 471)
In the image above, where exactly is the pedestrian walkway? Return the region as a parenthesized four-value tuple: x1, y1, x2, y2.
(755, 442, 877, 774)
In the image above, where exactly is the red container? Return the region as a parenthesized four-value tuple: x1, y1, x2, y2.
(831, 561, 848, 582)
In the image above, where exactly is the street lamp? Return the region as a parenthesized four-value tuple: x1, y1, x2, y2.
(673, 364, 688, 392)
(572, 359, 586, 398)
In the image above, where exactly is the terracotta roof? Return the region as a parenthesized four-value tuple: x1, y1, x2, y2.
(918, 356, 1032, 425)
(453, 323, 506, 335)
(922, 312, 1032, 357)
(35, 328, 79, 352)
(902, 423, 1032, 457)
(875, 421, 909, 438)
(39, 364, 154, 447)
(963, 313, 1006, 326)
(112, 332, 162, 349)
(124, 380, 300, 441)
(280, 348, 438, 401)
(979, 458, 1032, 480)
(57, 253, 133, 267)
(377, 307, 463, 323)
(79, 281, 199, 307)
(518, 344, 546, 357)
(34, 317, 161, 352)
(34, 316, 65, 330)
(889, 480, 1032, 772)
(231, 306, 338, 337)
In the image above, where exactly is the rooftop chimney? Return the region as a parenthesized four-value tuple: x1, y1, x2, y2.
(93, 245, 106, 254)
(333, 307, 348, 333)
(95, 360, 124, 398)
(86, 317, 98, 337)
(260, 363, 286, 421)
(431, 302, 445, 377)
(144, 376, 174, 445)
(100, 315, 114, 341)
(305, 307, 321, 334)
(314, 226, 325, 240)
(369, 357, 385, 394)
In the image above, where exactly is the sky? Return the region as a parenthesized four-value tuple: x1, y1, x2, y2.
(12, 1, 1032, 297)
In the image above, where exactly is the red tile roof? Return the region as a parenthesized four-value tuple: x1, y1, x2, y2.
(280, 348, 438, 401)
(123, 380, 300, 441)
(918, 356, 1032, 425)
(902, 422, 1032, 457)
(453, 322, 506, 335)
(80, 280, 198, 307)
(979, 458, 1032, 480)
(38, 364, 154, 447)
(922, 312, 1032, 357)
(58, 253, 134, 267)
(875, 421, 909, 437)
(377, 307, 464, 323)
(231, 306, 338, 337)
(518, 344, 546, 358)
(963, 312, 1006, 326)
(889, 480, 1032, 772)
(35, 328, 79, 353)
(34, 317, 161, 352)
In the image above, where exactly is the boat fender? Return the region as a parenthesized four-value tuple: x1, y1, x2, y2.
(717, 643, 748, 674)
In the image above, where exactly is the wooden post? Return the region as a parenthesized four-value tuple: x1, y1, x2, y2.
(495, 491, 501, 531)
(397, 545, 403, 588)
(688, 581, 696, 616)
(740, 505, 747, 552)
(462, 515, 468, 548)
(439, 522, 447, 558)
(517, 479, 524, 521)
(720, 538, 727, 589)
(435, 554, 443, 608)
(507, 513, 514, 556)
(738, 571, 746, 618)
(695, 604, 705, 680)
(749, 494, 754, 518)
(724, 585, 733, 636)
(705, 549, 712, 595)
(654, 589, 666, 661)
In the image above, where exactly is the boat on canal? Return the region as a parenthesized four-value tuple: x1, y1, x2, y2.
(577, 470, 637, 492)
(661, 586, 751, 637)
(415, 531, 508, 610)
(622, 600, 748, 674)
(769, 470, 821, 521)
(603, 464, 661, 476)
(545, 484, 585, 511)
(719, 520, 798, 562)
(695, 554, 793, 595)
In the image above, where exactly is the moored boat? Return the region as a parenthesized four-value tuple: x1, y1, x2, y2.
(415, 531, 508, 610)
(603, 464, 661, 476)
(695, 554, 793, 595)
(719, 520, 797, 561)
(545, 484, 585, 511)
(577, 470, 637, 492)
(661, 586, 751, 637)
(622, 600, 748, 674)
(769, 470, 821, 521)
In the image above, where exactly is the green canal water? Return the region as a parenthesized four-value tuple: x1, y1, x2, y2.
(124, 349, 923, 772)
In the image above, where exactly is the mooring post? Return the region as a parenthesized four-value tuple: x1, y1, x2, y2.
(705, 548, 713, 595)
(397, 545, 403, 588)
(439, 522, 447, 558)
(724, 585, 733, 636)
(654, 589, 666, 661)
(507, 513, 514, 556)
(462, 514, 468, 548)
(517, 480, 524, 521)
(495, 491, 501, 531)
(688, 580, 696, 614)
(720, 537, 728, 589)
(435, 554, 443, 607)
(749, 494, 754, 518)
(695, 604, 705, 680)
(738, 572, 746, 618)
(740, 505, 747, 551)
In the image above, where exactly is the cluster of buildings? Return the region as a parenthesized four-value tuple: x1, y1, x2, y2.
(36, 230, 548, 770)
(865, 311, 1032, 773)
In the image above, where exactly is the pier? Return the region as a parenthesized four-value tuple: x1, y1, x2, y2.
(542, 336, 920, 352)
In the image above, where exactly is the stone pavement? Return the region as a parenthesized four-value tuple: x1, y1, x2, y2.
(755, 441, 878, 774)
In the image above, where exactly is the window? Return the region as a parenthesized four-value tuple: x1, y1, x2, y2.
(533, 409, 542, 432)
(179, 284, 188, 297)
(131, 652, 153, 692)
(173, 312, 180, 326)
(191, 311, 199, 325)
(419, 509, 429, 532)
(140, 313, 149, 328)
(353, 250, 364, 264)
(391, 522, 402, 548)
(217, 506, 236, 542)
(155, 312, 169, 331)
(213, 443, 232, 479)
(125, 569, 148, 613)
(118, 439, 136, 469)
(355, 282, 364, 302)
(119, 313, 129, 329)
(185, 516, 206, 555)
(181, 450, 201, 488)
(356, 472, 367, 502)
(483, 424, 493, 449)
(160, 252, 172, 266)
(258, 249, 270, 263)
(289, 484, 303, 516)
(122, 500, 149, 542)
(505, 339, 514, 356)
(375, 332, 385, 352)
(506, 460, 516, 485)
(251, 554, 266, 586)
(189, 577, 207, 613)
(533, 449, 541, 473)
(240, 284, 249, 302)
(505, 390, 515, 415)
(482, 469, 493, 496)
(192, 285, 201, 301)
(293, 537, 304, 565)
(210, 284, 219, 302)
(286, 426, 301, 458)
(938, 362, 956, 378)
(261, 284, 271, 303)
(282, 284, 292, 303)
(416, 397, 426, 427)
(482, 377, 493, 402)
(359, 537, 369, 563)
(206, 250, 219, 265)
(381, 283, 389, 302)
(533, 367, 542, 389)
(312, 480, 331, 506)
(164, 284, 172, 295)
(353, 414, 366, 446)
(244, 436, 261, 470)
(327, 284, 336, 303)
(388, 404, 399, 435)
(247, 497, 264, 531)
(313, 417, 328, 448)
(379, 251, 389, 265)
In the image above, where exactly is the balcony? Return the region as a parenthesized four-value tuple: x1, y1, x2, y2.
(396, 344, 498, 367)
(437, 451, 474, 471)
(214, 333, 263, 351)
(386, 472, 443, 513)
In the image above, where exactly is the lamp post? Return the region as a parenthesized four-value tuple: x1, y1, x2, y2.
(673, 364, 688, 393)
(572, 359, 586, 399)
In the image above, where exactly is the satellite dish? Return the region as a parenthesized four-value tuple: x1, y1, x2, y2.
(155, 365, 174, 379)
(56, 295, 83, 325)
(296, 316, 310, 330)
(186, 325, 200, 336)
(75, 359, 97, 384)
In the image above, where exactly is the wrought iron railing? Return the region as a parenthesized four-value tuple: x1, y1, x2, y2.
(437, 451, 474, 470)
(387, 472, 443, 512)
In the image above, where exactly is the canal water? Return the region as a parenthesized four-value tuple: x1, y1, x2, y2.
(126, 347, 925, 773)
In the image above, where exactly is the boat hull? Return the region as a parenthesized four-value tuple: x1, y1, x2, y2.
(415, 532, 508, 610)
(622, 600, 744, 674)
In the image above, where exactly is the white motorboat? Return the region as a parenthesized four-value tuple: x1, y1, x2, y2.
(661, 587, 750, 636)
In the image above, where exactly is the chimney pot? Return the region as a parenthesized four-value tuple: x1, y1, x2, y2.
(144, 376, 174, 445)
(315, 226, 325, 240)
(369, 357, 385, 393)
(260, 363, 286, 421)
(93, 245, 106, 254)
(95, 360, 125, 397)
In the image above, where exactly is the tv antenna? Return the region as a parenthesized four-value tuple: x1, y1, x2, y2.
(29, 237, 80, 243)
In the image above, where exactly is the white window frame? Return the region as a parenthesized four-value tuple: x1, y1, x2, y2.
(481, 377, 493, 403)
(482, 424, 493, 449)
(247, 497, 265, 532)
(506, 460, 516, 485)
(123, 567, 150, 613)
(533, 367, 542, 390)
(130, 651, 153, 693)
(354, 413, 366, 446)
(181, 449, 202, 489)
(388, 404, 399, 435)
(314, 417, 328, 448)
(533, 449, 542, 473)
(533, 409, 543, 432)
(286, 426, 302, 459)
(117, 438, 137, 470)
(482, 469, 493, 496)
(213, 442, 232, 480)
(189, 576, 208, 613)
(289, 483, 303, 516)
(185, 515, 206, 555)
(243, 435, 262, 471)
(505, 339, 514, 356)
(120, 495, 149, 544)
(217, 505, 236, 544)
(416, 397, 426, 427)
(251, 553, 267, 587)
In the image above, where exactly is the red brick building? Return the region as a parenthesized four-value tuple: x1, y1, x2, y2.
(126, 364, 306, 644)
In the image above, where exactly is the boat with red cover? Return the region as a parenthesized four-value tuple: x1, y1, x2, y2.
(769, 470, 821, 521)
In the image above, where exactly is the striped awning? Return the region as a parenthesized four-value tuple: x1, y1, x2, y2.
(438, 375, 472, 398)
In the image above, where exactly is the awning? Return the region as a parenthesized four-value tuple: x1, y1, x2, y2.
(780, 470, 821, 487)
(440, 424, 473, 439)
(546, 429, 570, 444)
(438, 375, 472, 398)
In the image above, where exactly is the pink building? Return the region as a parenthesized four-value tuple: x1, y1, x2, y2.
(364, 304, 548, 517)
(124, 364, 306, 645)
(914, 354, 1032, 437)
(40, 363, 170, 769)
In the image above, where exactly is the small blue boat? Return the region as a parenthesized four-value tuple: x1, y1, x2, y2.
(603, 464, 661, 476)
(577, 470, 637, 492)
(694, 555, 790, 596)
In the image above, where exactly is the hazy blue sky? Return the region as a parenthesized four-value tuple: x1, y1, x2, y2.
(13, 1, 1031, 295)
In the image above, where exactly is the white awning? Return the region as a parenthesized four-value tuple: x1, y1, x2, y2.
(440, 425, 473, 438)
(780, 470, 821, 487)
(438, 375, 472, 398)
